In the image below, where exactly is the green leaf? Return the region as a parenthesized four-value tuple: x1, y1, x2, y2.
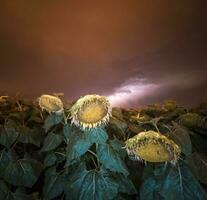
(190, 132, 207, 153)
(161, 162, 207, 200)
(65, 128, 108, 166)
(170, 122, 192, 156)
(0, 180, 29, 200)
(65, 129, 92, 166)
(41, 132, 63, 152)
(0, 150, 13, 178)
(17, 125, 42, 147)
(0, 180, 10, 200)
(0, 120, 19, 148)
(28, 109, 43, 123)
(97, 138, 129, 176)
(108, 117, 128, 137)
(140, 161, 207, 200)
(64, 163, 119, 200)
(85, 128, 108, 144)
(13, 188, 30, 200)
(140, 176, 158, 200)
(8, 112, 23, 121)
(187, 153, 207, 184)
(4, 158, 43, 187)
(43, 167, 63, 200)
(113, 173, 137, 195)
(63, 123, 72, 141)
(112, 194, 127, 200)
(44, 152, 57, 167)
(55, 150, 66, 164)
(43, 113, 63, 132)
(142, 164, 154, 180)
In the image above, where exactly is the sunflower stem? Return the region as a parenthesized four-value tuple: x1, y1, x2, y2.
(177, 163, 183, 194)
(153, 122, 160, 133)
(91, 156, 98, 169)
(63, 112, 68, 124)
(87, 149, 98, 159)
(87, 148, 100, 169)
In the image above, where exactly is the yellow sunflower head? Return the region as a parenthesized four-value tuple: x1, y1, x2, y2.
(38, 94, 64, 114)
(125, 131, 181, 165)
(70, 94, 111, 130)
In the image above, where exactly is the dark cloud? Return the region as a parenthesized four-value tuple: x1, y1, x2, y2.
(0, 0, 206, 107)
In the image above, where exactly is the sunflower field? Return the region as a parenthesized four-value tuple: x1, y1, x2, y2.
(0, 95, 207, 200)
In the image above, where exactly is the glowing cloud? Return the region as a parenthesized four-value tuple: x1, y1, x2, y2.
(107, 78, 160, 107)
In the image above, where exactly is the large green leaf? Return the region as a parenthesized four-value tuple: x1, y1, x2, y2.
(85, 128, 108, 144)
(113, 173, 137, 195)
(140, 162, 207, 200)
(13, 188, 30, 200)
(97, 138, 129, 176)
(160, 162, 207, 200)
(190, 132, 207, 153)
(65, 127, 109, 166)
(65, 129, 92, 166)
(142, 163, 154, 180)
(27, 108, 43, 124)
(140, 175, 158, 200)
(64, 163, 119, 200)
(170, 122, 192, 156)
(4, 158, 43, 187)
(41, 132, 63, 152)
(43, 167, 63, 200)
(44, 152, 57, 167)
(63, 123, 72, 142)
(0, 120, 19, 148)
(108, 117, 128, 138)
(0, 150, 13, 178)
(187, 153, 207, 184)
(43, 113, 63, 132)
(17, 125, 42, 147)
(0, 181, 29, 200)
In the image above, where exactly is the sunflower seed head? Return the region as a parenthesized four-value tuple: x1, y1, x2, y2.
(70, 94, 111, 130)
(38, 94, 64, 114)
(125, 130, 181, 165)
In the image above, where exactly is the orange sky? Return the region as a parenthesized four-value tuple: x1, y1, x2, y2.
(0, 0, 206, 106)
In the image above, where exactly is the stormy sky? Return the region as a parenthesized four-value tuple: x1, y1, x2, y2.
(0, 0, 207, 107)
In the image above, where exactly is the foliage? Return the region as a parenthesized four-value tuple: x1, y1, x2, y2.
(0, 96, 206, 199)
(140, 161, 207, 200)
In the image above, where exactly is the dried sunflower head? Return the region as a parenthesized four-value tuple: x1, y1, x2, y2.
(125, 131, 181, 165)
(38, 94, 64, 114)
(70, 94, 111, 130)
(132, 113, 151, 122)
(163, 100, 177, 111)
(179, 113, 202, 128)
(0, 96, 9, 103)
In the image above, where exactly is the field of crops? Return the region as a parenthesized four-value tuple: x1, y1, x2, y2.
(0, 95, 207, 200)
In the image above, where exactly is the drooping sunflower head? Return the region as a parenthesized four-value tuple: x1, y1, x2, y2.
(179, 113, 202, 128)
(163, 100, 177, 111)
(125, 131, 181, 165)
(38, 94, 64, 114)
(70, 94, 111, 130)
(0, 96, 9, 103)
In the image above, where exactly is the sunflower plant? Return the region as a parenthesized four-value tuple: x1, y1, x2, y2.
(0, 95, 206, 200)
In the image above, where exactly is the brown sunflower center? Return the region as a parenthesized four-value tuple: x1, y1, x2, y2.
(77, 102, 107, 123)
